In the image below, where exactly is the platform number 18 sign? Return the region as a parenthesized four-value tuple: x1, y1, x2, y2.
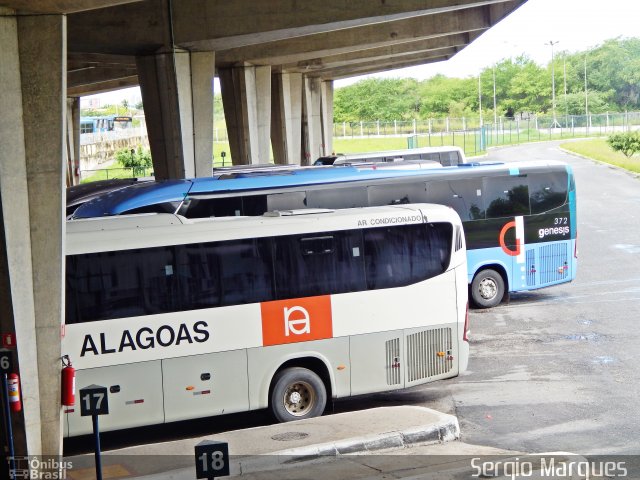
(195, 440, 229, 479)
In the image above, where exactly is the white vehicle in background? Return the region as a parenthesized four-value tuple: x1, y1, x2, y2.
(63, 204, 469, 436)
(315, 146, 467, 167)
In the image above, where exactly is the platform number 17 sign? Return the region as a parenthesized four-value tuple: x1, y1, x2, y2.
(195, 440, 229, 479)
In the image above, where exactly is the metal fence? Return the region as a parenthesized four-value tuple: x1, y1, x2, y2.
(79, 111, 640, 182)
(333, 111, 640, 139)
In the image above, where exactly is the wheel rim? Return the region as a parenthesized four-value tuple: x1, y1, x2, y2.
(478, 277, 498, 301)
(282, 380, 316, 417)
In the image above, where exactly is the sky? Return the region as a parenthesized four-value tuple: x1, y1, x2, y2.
(84, 0, 640, 105)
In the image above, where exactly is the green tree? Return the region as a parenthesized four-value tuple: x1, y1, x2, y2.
(116, 145, 152, 176)
(334, 78, 421, 121)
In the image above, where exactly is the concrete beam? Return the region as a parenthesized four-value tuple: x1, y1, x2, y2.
(284, 34, 471, 72)
(324, 51, 456, 79)
(68, 52, 137, 69)
(215, 6, 491, 67)
(67, 0, 169, 54)
(306, 46, 459, 77)
(67, 75, 139, 97)
(173, 0, 513, 50)
(68, 65, 137, 88)
(64, 0, 519, 54)
(0, 0, 142, 14)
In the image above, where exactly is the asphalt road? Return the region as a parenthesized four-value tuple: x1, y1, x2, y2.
(337, 140, 640, 455)
(67, 140, 640, 457)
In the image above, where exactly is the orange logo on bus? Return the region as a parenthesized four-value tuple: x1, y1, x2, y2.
(498, 220, 522, 257)
(261, 296, 333, 346)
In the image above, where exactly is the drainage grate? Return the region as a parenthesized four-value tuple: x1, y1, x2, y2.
(271, 432, 309, 441)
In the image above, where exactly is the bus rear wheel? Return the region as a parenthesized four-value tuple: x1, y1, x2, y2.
(471, 269, 505, 308)
(270, 367, 327, 422)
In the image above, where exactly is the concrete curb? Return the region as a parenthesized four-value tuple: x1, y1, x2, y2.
(134, 408, 460, 478)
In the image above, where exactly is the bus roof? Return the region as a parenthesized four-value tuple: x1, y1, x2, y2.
(67, 203, 460, 255)
(71, 160, 570, 219)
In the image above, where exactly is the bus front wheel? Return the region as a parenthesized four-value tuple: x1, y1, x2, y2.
(471, 269, 505, 308)
(270, 367, 327, 422)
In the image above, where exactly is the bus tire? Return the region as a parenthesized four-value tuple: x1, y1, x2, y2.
(471, 269, 505, 308)
(270, 367, 327, 422)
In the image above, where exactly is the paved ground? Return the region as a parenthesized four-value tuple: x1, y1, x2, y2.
(61, 142, 640, 479)
(64, 404, 622, 480)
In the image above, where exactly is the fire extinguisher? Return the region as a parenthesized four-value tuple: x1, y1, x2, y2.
(61, 355, 75, 407)
(8, 373, 21, 412)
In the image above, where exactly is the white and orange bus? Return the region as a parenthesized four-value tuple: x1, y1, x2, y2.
(63, 204, 469, 436)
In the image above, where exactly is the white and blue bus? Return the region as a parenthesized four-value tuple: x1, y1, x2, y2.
(63, 204, 469, 435)
(71, 160, 578, 308)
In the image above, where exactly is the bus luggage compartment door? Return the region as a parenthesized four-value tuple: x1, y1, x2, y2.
(67, 360, 164, 436)
(350, 331, 405, 396)
(524, 242, 571, 289)
(162, 350, 249, 423)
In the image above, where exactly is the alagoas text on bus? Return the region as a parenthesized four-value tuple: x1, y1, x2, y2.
(80, 321, 209, 356)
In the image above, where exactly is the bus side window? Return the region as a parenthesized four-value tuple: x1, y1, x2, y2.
(528, 172, 568, 213)
(426, 180, 485, 221)
(306, 187, 368, 209)
(273, 230, 365, 299)
(367, 183, 428, 206)
(66, 246, 179, 323)
(185, 197, 244, 218)
(439, 153, 452, 167)
(363, 224, 429, 290)
(267, 191, 307, 211)
(177, 243, 222, 309)
(217, 238, 274, 305)
(484, 176, 530, 218)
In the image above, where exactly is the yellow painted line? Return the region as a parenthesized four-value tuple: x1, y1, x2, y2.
(68, 464, 132, 479)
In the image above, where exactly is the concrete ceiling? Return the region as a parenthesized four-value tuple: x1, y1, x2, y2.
(1, 0, 528, 96)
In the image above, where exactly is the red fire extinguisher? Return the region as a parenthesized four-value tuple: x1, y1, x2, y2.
(61, 355, 75, 407)
(8, 373, 21, 412)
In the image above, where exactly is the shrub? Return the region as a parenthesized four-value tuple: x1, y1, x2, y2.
(116, 145, 152, 176)
(607, 132, 640, 157)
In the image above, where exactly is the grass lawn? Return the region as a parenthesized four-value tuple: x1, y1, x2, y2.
(560, 138, 640, 174)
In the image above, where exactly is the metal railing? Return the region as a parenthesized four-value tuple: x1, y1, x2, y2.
(78, 111, 640, 182)
(333, 111, 640, 139)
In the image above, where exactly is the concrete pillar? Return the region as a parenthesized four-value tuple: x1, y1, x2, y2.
(271, 72, 303, 165)
(302, 76, 324, 165)
(136, 49, 214, 179)
(191, 52, 216, 177)
(219, 65, 272, 165)
(321, 80, 334, 156)
(0, 8, 66, 459)
(66, 97, 81, 187)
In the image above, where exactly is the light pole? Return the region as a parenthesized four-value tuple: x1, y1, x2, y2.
(584, 52, 589, 120)
(545, 40, 560, 127)
(478, 74, 483, 127)
(493, 64, 497, 128)
(563, 55, 568, 126)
